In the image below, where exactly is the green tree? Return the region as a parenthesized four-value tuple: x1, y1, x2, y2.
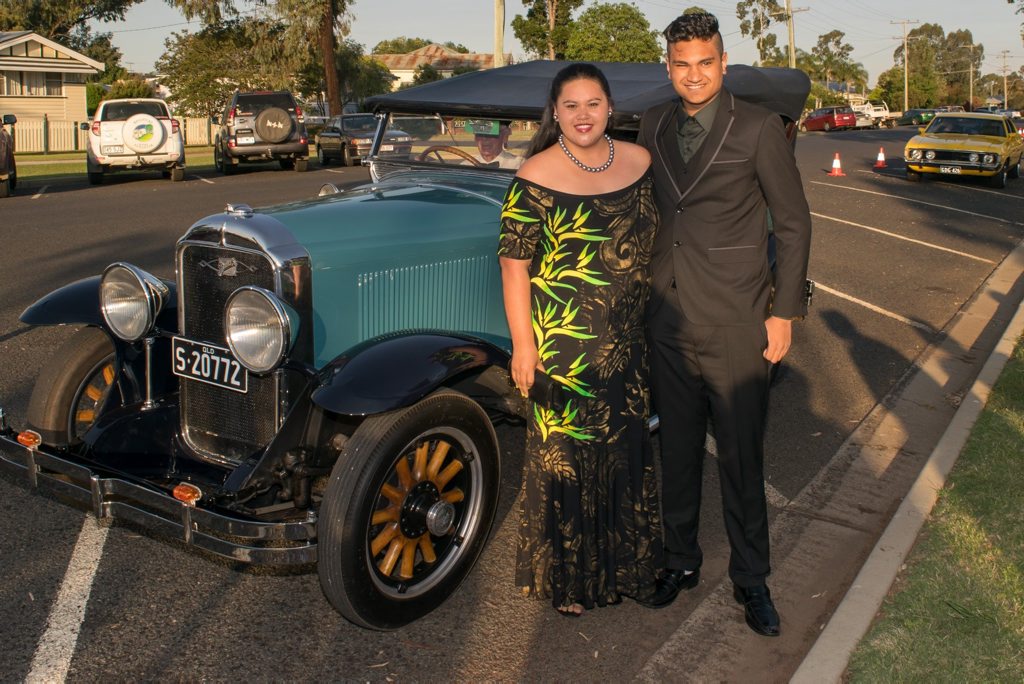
(0, 0, 139, 41)
(107, 75, 154, 99)
(512, 0, 584, 60)
(937, 30, 983, 108)
(66, 25, 128, 82)
(893, 23, 943, 108)
(735, 0, 783, 64)
(871, 66, 903, 111)
(811, 30, 854, 84)
(565, 2, 661, 62)
(411, 64, 442, 86)
(155, 20, 275, 117)
(372, 37, 468, 54)
(297, 39, 396, 111)
(86, 82, 106, 115)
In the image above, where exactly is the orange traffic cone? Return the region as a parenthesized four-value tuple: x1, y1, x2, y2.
(828, 152, 846, 177)
(874, 147, 887, 169)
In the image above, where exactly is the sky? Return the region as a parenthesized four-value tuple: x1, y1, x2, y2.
(92, 0, 1024, 88)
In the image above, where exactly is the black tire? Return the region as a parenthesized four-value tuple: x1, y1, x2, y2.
(317, 145, 330, 166)
(25, 327, 119, 447)
(279, 158, 295, 170)
(823, 121, 831, 132)
(1009, 157, 1021, 179)
(255, 107, 294, 144)
(912, 117, 921, 125)
(9, 170, 15, 191)
(988, 166, 1008, 188)
(0, 175, 10, 198)
(317, 389, 500, 630)
(171, 166, 185, 182)
(87, 171, 103, 185)
(906, 169, 922, 182)
(214, 142, 233, 175)
(294, 158, 308, 172)
(342, 144, 355, 167)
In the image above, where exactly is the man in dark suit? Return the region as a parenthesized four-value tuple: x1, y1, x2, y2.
(635, 12, 812, 637)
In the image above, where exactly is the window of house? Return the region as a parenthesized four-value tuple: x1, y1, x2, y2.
(45, 72, 62, 96)
(2, 71, 23, 95)
(24, 71, 44, 95)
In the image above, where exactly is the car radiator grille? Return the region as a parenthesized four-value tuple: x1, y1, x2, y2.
(357, 256, 495, 339)
(179, 243, 278, 462)
(925, 150, 982, 163)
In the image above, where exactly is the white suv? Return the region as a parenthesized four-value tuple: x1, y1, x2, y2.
(82, 98, 185, 184)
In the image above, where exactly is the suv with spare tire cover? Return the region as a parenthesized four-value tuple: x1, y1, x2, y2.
(81, 98, 185, 185)
(214, 90, 309, 174)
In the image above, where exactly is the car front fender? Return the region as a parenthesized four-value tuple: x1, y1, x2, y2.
(311, 331, 512, 417)
(20, 275, 178, 332)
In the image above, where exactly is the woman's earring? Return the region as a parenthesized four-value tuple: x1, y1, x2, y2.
(553, 113, 559, 122)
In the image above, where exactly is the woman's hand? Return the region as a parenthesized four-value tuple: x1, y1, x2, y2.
(510, 347, 542, 397)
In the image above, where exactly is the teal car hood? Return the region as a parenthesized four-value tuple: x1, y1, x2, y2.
(263, 173, 514, 367)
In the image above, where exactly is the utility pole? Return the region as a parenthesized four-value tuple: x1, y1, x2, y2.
(955, 44, 976, 110)
(494, 0, 505, 67)
(774, 2, 808, 69)
(1000, 49, 1011, 108)
(891, 19, 919, 112)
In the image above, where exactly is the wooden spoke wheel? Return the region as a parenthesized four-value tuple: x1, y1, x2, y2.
(416, 145, 482, 166)
(26, 327, 120, 446)
(317, 389, 500, 630)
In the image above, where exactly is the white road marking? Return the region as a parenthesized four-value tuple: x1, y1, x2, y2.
(191, 175, 215, 185)
(705, 434, 791, 508)
(855, 169, 1024, 200)
(813, 282, 936, 333)
(27, 518, 108, 684)
(32, 185, 48, 199)
(325, 168, 348, 174)
(809, 180, 1016, 224)
(811, 212, 995, 263)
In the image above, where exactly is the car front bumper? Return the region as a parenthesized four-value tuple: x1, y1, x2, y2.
(0, 412, 317, 566)
(904, 160, 1000, 177)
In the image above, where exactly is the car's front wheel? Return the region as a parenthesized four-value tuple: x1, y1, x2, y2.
(823, 121, 832, 132)
(317, 389, 500, 630)
(988, 165, 1008, 188)
(25, 327, 121, 446)
(1008, 157, 1021, 179)
(342, 145, 355, 167)
(906, 168, 922, 182)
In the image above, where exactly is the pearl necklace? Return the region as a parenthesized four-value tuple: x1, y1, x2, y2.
(558, 133, 614, 173)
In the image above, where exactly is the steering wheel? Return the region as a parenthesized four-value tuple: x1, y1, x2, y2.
(416, 145, 482, 166)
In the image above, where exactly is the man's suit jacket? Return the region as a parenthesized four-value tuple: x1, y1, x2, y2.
(638, 88, 812, 326)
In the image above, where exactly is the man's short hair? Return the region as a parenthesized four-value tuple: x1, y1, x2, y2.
(663, 12, 723, 53)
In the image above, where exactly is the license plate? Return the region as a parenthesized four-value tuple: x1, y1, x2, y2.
(102, 145, 124, 154)
(939, 166, 961, 174)
(237, 136, 255, 145)
(172, 337, 247, 393)
(380, 144, 394, 151)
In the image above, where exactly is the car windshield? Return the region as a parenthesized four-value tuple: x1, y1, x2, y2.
(929, 117, 1005, 136)
(375, 112, 534, 170)
(235, 93, 296, 115)
(342, 115, 377, 133)
(100, 101, 168, 121)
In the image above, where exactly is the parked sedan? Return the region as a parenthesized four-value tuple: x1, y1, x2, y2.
(0, 113, 15, 198)
(799, 105, 857, 132)
(904, 112, 1024, 187)
(896, 108, 936, 126)
(315, 113, 413, 166)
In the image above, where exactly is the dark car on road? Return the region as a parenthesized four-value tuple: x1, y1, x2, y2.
(314, 113, 413, 166)
(0, 61, 810, 631)
(897, 108, 936, 126)
(1, 113, 15, 198)
(213, 90, 310, 174)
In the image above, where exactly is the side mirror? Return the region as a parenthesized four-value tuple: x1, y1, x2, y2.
(2, 113, 15, 125)
(80, 122, 90, 131)
(918, 126, 926, 134)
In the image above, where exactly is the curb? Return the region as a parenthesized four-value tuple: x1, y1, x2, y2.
(791, 296, 1024, 682)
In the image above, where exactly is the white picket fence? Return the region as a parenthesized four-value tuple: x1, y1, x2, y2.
(10, 116, 213, 153)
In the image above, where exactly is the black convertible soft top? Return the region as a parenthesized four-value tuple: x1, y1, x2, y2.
(366, 60, 810, 127)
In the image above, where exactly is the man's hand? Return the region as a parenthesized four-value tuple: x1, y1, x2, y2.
(763, 316, 793, 364)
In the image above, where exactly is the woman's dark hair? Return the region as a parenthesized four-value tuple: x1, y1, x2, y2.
(525, 62, 614, 159)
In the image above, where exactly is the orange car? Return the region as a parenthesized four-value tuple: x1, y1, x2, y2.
(0, 113, 15, 198)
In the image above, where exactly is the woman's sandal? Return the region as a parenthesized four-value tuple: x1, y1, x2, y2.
(556, 603, 585, 618)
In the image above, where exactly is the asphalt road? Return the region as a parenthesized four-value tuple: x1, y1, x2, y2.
(1, 128, 1022, 681)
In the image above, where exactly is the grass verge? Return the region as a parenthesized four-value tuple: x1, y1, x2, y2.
(846, 333, 1024, 680)
(16, 146, 215, 181)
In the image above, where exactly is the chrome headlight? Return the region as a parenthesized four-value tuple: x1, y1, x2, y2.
(224, 287, 295, 374)
(983, 154, 996, 164)
(909, 149, 922, 160)
(969, 153, 980, 162)
(924, 150, 936, 160)
(100, 263, 169, 342)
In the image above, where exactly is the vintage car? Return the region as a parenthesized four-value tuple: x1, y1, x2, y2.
(904, 112, 1024, 188)
(1, 113, 15, 198)
(0, 61, 810, 630)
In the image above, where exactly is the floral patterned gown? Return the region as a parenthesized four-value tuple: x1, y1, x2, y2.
(498, 172, 662, 609)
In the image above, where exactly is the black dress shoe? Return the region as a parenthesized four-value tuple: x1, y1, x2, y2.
(733, 584, 780, 637)
(637, 568, 700, 608)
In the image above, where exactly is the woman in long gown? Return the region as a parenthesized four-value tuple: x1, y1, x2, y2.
(498, 63, 662, 617)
